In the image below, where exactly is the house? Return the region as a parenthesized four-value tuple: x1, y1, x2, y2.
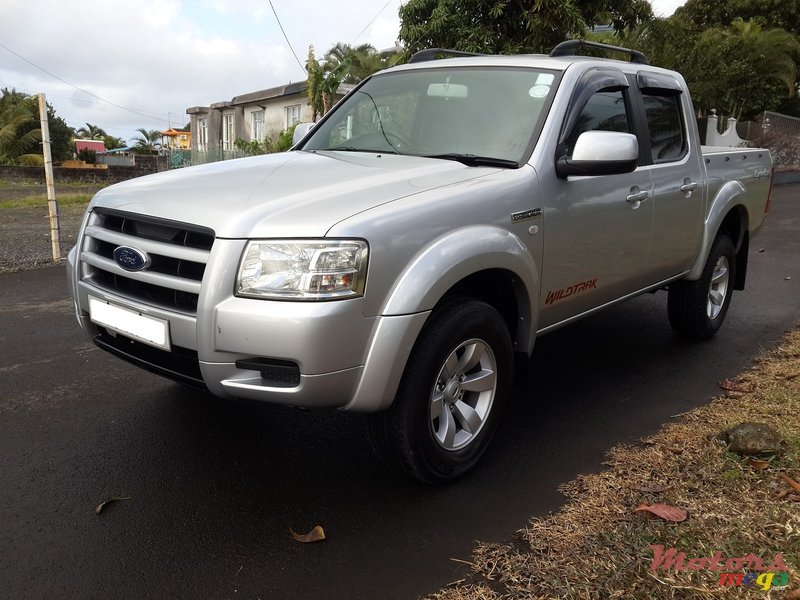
(186, 81, 352, 153)
(74, 139, 107, 154)
(160, 127, 192, 150)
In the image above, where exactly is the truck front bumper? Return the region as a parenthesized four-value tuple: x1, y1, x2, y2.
(68, 240, 426, 410)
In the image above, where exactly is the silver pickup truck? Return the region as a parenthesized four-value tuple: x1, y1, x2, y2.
(67, 41, 773, 482)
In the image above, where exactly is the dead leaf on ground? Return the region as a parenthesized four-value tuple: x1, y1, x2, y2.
(718, 379, 749, 393)
(290, 525, 326, 543)
(634, 503, 687, 523)
(633, 484, 669, 494)
(95, 496, 131, 515)
(787, 494, 800, 503)
(749, 459, 770, 470)
(780, 473, 800, 494)
(784, 589, 800, 600)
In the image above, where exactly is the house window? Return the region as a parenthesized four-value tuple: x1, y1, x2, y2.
(198, 119, 207, 151)
(285, 104, 301, 129)
(223, 114, 234, 150)
(252, 110, 265, 141)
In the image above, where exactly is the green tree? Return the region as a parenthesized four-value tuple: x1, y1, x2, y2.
(0, 88, 73, 163)
(398, 0, 652, 55)
(75, 122, 107, 139)
(306, 42, 402, 121)
(131, 128, 162, 154)
(323, 43, 399, 83)
(306, 45, 347, 118)
(306, 45, 326, 121)
(0, 101, 41, 164)
(688, 20, 798, 118)
(674, 0, 800, 34)
(102, 134, 127, 150)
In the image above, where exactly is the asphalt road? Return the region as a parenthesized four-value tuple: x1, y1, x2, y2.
(1, 184, 798, 600)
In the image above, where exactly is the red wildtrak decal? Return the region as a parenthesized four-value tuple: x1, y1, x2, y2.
(545, 278, 598, 305)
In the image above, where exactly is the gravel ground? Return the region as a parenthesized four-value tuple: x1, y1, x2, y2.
(0, 191, 94, 273)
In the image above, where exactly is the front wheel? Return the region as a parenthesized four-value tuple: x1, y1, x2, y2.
(369, 299, 513, 483)
(668, 233, 736, 340)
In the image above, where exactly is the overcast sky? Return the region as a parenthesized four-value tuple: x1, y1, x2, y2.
(0, 0, 685, 144)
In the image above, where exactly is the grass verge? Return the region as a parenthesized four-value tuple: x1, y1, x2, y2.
(429, 325, 800, 599)
(0, 194, 93, 210)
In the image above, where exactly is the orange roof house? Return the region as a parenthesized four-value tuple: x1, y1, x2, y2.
(160, 127, 192, 150)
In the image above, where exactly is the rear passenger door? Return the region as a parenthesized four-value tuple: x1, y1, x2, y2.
(633, 72, 705, 281)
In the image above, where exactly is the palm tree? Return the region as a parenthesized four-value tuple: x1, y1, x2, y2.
(75, 122, 107, 140)
(323, 43, 390, 84)
(102, 134, 127, 150)
(0, 102, 41, 165)
(131, 128, 162, 154)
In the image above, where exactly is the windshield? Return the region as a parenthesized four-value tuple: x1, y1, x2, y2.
(302, 66, 558, 165)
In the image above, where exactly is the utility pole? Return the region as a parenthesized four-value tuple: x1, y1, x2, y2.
(38, 93, 61, 261)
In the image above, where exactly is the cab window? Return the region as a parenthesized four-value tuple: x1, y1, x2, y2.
(642, 92, 686, 162)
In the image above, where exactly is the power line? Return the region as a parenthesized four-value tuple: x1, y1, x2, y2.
(267, 0, 306, 74)
(352, 0, 395, 45)
(0, 42, 171, 124)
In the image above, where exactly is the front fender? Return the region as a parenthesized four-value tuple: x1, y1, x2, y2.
(344, 226, 539, 413)
(688, 180, 746, 280)
(382, 225, 539, 325)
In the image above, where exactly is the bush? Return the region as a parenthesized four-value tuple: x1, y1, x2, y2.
(234, 138, 276, 156)
(18, 154, 44, 166)
(76, 148, 97, 164)
(748, 118, 800, 169)
(277, 123, 300, 152)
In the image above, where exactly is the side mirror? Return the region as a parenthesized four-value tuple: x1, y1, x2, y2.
(556, 131, 639, 178)
(292, 122, 316, 146)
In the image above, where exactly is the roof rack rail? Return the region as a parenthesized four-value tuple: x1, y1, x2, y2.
(549, 40, 648, 65)
(408, 48, 485, 63)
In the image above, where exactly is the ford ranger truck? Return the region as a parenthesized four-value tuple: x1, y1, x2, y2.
(67, 41, 773, 482)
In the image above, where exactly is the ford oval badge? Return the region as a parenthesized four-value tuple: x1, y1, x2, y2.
(113, 246, 151, 272)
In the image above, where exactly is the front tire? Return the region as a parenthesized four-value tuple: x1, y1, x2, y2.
(369, 299, 513, 483)
(668, 233, 736, 340)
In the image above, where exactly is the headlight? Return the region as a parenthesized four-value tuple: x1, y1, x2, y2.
(236, 240, 368, 300)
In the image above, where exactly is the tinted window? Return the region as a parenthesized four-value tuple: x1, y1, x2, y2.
(642, 93, 685, 162)
(566, 89, 630, 155)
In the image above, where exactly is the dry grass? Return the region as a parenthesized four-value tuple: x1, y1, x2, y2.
(428, 325, 800, 599)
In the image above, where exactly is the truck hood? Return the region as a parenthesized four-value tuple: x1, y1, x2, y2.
(90, 151, 501, 238)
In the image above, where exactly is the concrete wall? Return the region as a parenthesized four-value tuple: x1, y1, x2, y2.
(0, 156, 167, 185)
(705, 111, 748, 147)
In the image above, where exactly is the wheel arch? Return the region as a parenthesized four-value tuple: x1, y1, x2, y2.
(689, 181, 750, 289)
(344, 226, 538, 413)
(381, 225, 539, 353)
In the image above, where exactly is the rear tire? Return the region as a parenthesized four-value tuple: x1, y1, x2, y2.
(668, 234, 736, 340)
(369, 299, 513, 483)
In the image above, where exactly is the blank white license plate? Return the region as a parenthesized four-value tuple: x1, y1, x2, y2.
(89, 296, 171, 350)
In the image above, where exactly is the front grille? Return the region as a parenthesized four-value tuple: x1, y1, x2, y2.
(80, 208, 215, 315)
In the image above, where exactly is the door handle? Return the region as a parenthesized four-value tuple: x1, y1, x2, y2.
(626, 190, 649, 203)
(680, 181, 698, 193)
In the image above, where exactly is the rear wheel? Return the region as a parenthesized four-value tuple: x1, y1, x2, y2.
(668, 233, 736, 340)
(369, 299, 513, 483)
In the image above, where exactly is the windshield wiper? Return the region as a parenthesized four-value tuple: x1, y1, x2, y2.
(423, 153, 518, 168)
(321, 146, 399, 154)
